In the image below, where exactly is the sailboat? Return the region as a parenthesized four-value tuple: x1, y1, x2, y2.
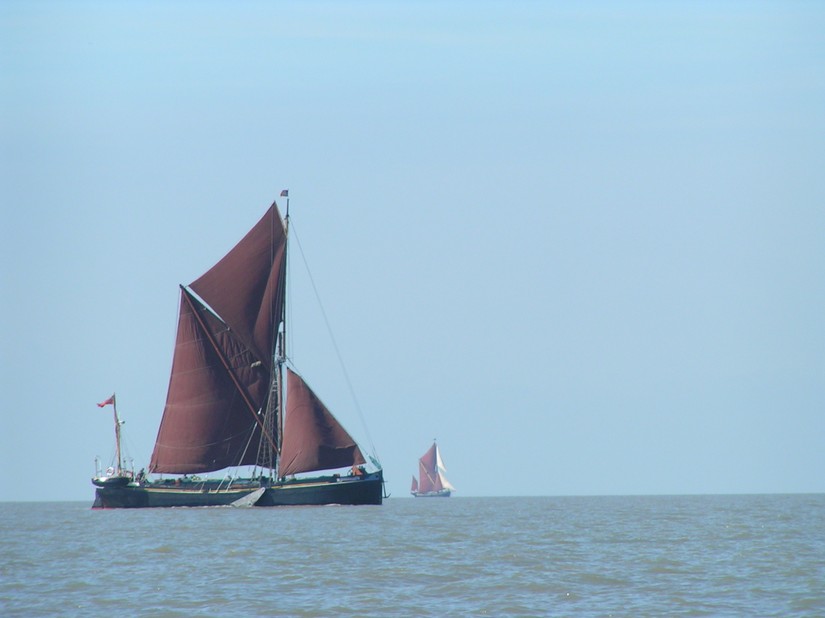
(92, 196, 384, 508)
(91, 394, 133, 487)
(411, 441, 454, 498)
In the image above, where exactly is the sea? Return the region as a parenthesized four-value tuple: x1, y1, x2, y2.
(1, 494, 823, 617)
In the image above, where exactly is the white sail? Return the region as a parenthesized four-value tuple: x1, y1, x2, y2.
(435, 446, 455, 491)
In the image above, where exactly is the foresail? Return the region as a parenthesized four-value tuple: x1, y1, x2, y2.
(190, 203, 287, 368)
(149, 288, 271, 473)
(279, 368, 366, 477)
(438, 472, 456, 491)
(435, 445, 455, 490)
(436, 448, 447, 474)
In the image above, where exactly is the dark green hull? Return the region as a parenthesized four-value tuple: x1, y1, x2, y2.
(92, 471, 383, 508)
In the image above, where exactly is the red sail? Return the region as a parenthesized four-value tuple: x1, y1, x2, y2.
(190, 204, 287, 369)
(418, 459, 439, 493)
(149, 204, 286, 474)
(417, 443, 440, 492)
(419, 442, 438, 474)
(279, 368, 365, 477)
(416, 442, 453, 493)
(149, 290, 271, 473)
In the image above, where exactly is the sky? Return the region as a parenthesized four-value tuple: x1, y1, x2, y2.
(2, 1, 824, 502)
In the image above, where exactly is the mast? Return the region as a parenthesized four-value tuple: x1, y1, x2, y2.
(282, 189, 290, 358)
(275, 190, 290, 478)
(112, 394, 122, 475)
(249, 194, 290, 479)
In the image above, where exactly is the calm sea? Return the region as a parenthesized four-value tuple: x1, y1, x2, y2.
(1, 495, 823, 617)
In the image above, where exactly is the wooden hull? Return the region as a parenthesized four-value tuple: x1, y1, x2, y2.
(92, 471, 384, 508)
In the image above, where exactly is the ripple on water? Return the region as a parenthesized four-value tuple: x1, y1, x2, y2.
(1, 496, 824, 617)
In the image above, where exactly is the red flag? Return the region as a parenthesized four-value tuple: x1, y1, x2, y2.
(97, 395, 115, 408)
(280, 189, 288, 197)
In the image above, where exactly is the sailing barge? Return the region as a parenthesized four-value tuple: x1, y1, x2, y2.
(411, 441, 454, 498)
(92, 197, 383, 508)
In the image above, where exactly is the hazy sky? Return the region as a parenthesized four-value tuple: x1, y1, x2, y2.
(2, 1, 824, 502)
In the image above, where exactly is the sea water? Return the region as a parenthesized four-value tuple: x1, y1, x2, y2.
(1, 495, 823, 617)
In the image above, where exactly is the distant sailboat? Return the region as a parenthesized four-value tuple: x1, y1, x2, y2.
(411, 441, 454, 498)
(92, 197, 384, 508)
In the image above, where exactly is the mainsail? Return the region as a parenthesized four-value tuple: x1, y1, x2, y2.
(150, 205, 285, 474)
(149, 289, 272, 473)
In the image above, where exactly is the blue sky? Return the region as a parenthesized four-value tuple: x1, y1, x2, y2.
(2, 1, 824, 501)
